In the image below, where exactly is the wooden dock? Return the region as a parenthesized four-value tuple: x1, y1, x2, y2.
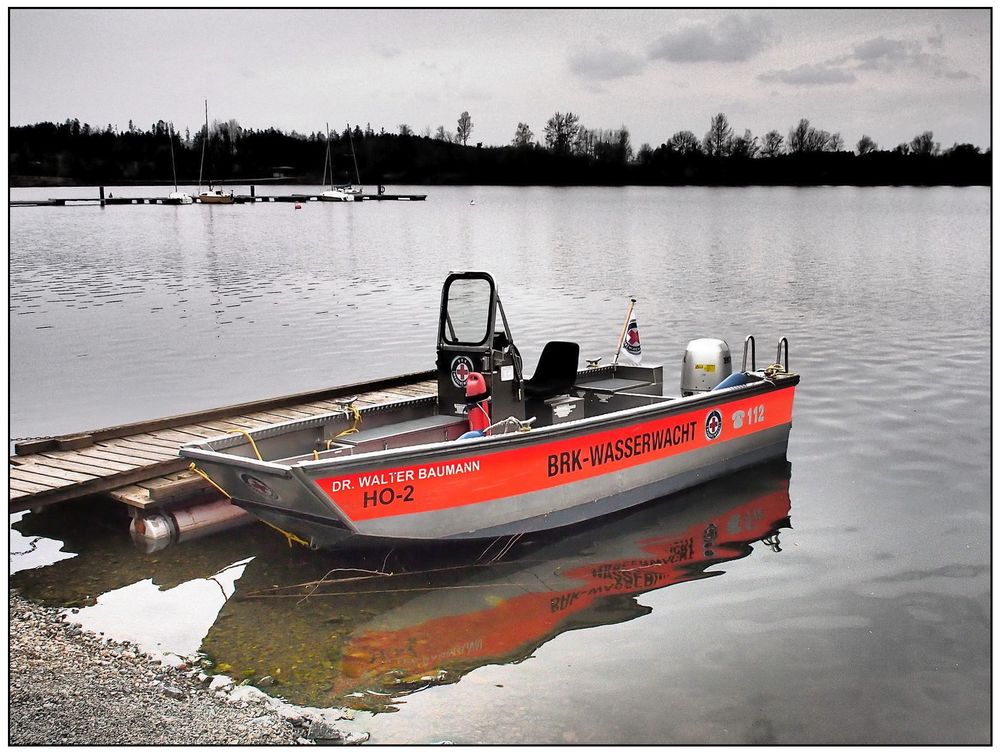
(9, 371, 436, 514)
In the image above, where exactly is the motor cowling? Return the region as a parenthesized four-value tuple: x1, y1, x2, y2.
(466, 372, 491, 432)
(681, 338, 733, 396)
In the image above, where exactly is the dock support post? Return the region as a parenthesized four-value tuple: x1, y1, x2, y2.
(250, 185, 255, 199)
(99, 185, 105, 207)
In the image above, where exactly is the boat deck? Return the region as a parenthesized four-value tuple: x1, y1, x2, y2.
(8, 372, 436, 513)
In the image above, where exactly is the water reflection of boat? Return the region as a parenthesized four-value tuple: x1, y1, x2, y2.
(182, 271, 798, 548)
(201, 461, 792, 710)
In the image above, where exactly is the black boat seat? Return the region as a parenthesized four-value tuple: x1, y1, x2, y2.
(524, 341, 580, 400)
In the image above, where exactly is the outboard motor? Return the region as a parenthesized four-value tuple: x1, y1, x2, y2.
(681, 338, 733, 396)
(465, 372, 491, 432)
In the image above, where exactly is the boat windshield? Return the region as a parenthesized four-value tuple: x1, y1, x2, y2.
(442, 275, 494, 346)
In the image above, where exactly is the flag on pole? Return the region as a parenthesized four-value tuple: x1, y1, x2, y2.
(621, 313, 642, 364)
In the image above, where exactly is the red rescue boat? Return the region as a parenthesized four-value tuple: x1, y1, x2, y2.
(181, 271, 799, 549)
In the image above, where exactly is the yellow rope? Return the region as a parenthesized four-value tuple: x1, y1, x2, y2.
(189, 462, 232, 498)
(231, 429, 263, 460)
(763, 363, 787, 379)
(261, 520, 312, 549)
(335, 402, 362, 439)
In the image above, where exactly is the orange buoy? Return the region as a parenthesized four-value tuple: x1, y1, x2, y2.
(294, 202, 302, 209)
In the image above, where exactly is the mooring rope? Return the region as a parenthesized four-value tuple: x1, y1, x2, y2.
(188, 462, 310, 549)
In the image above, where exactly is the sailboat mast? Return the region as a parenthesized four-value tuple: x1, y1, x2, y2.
(347, 123, 361, 187)
(323, 123, 332, 189)
(169, 125, 179, 192)
(198, 99, 208, 194)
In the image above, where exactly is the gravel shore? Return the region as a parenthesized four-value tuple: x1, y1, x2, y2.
(8, 592, 368, 745)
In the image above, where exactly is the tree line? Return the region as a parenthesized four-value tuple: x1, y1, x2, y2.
(8, 110, 990, 187)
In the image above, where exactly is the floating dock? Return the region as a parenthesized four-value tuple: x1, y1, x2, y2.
(9, 371, 436, 516)
(10, 186, 426, 207)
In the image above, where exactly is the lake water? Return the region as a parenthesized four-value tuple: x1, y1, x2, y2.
(9, 185, 991, 744)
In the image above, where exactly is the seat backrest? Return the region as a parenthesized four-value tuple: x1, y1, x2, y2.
(525, 341, 580, 399)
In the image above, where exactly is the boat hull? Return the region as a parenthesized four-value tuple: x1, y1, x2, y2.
(183, 378, 796, 548)
(199, 195, 235, 204)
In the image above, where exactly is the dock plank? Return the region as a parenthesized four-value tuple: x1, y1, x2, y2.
(10, 468, 76, 489)
(96, 440, 176, 463)
(8, 462, 98, 484)
(212, 414, 288, 428)
(145, 428, 218, 445)
(34, 454, 131, 477)
(130, 433, 193, 451)
(39, 450, 135, 473)
(10, 478, 51, 495)
(74, 448, 150, 467)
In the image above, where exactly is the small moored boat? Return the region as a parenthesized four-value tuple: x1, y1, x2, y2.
(318, 123, 358, 202)
(198, 187, 235, 204)
(181, 272, 799, 548)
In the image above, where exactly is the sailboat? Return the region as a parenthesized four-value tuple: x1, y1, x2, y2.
(318, 123, 358, 202)
(166, 124, 193, 205)
(197, 100, 235, 205)
(342, 123, 364, 198)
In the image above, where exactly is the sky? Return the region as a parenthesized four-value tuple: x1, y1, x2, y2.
(7, 7, 992, 152)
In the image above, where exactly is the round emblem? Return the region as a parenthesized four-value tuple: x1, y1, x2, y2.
(705, 409, 723, 441)
(450, 355, 475, 388)
(240, 473, 279, 501)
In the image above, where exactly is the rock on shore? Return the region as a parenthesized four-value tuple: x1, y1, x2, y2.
(8, 593, 368, 745)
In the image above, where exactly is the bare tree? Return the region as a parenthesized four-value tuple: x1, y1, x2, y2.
(512, 122, 534, 147)
(702, 113, 733, 157)
(544, 112, 581, 155)
(788, 119, 812, 153)
(665, 130, 701, 155)
(856, 134, 878, 155)
(761, 130, 784, 157)
(729, 129, 760, 159)
(789, 118, 838, 153)
(456, 111, 473, 146)
(910, 131, 939, 156)
(616, 125, 633, 163)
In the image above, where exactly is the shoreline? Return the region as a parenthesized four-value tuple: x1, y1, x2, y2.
(8, 592, 369, 745)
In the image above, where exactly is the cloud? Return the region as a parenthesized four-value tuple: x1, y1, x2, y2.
(851, 35, 971, 79)
(758, 62, 856, 86)
(648, 14, 778, 63)
(852, 36, 922, 70)
(758, 32, 972, 88)
(569, 47, 645, 80)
